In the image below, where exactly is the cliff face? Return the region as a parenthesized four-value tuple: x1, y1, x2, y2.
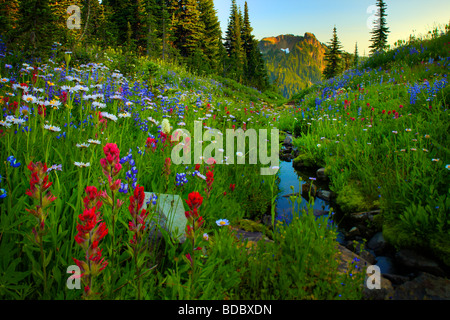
(258, 33, 327, 98)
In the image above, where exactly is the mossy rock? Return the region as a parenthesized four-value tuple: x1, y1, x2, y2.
(238, 219, 264, 233)
(429, 233, 450, 267)
(293, 153, 318, 170)
(336, 182, 375, 214)
(370, 213, 384, 231)
(382, 221, 423, 250)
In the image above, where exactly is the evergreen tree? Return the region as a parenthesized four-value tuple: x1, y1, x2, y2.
(353, 42, 359, 67)
(369, 0, 390, 54)
(322, 26, 343, 80)
(144, 0, 162, 57)
(241, 2, 269, 90)
(224, 0, 245, 81)
(198, 0, 222, 73)
(241, 1, 253, 69)
(170, 0, 204, 58)
(15, 0, 56, 56)
(0, 0, 20, 40)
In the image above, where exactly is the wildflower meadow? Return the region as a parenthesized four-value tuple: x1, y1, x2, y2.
(0, 3, 449, 303)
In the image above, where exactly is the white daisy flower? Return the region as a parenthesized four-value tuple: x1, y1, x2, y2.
(92, 101, 107, 109)
(101, 112, 118, 122)
(0, 120, 12, 128)
(76, 143, 90, 148)
(44, 100, 62, 109)
(74, 162, 90, 167)
(22, 94, 37, 104)
(88, 139, 101, 145)
(118, 112, 131, 118)
(44, 124, 61, 132)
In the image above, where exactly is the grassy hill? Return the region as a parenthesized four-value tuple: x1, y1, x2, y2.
(281, 28, 450, 266)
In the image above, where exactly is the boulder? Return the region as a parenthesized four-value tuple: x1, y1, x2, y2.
(317, 190, 332, 202)
(144, 192, 187, 244)
(395, 249, 447, 277)
(367, 232, 388, 256)
(337, 244, 371, 275)
(316, 168, 327, 180)
(375, 256, 397, 275)
(348, 210, 381, 223)
(392, 272, 450, 300)
(283, 134, 293, 146)
(362, 275, 395, 300)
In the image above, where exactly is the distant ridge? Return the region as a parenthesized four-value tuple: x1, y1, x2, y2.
(258, 33, 328, 98)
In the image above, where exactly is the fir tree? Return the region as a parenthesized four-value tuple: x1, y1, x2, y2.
(198, 0, 222, 73)
(241, 2, 269, 89)
(0, 0, 20, 40)
(369, 0, 390, 54)
(171, 0, 204, 58)
(322, 26, 343, 80)
(353, 42, 359, 67)
(15, 0, 56, 56)
(224, 0, 245, 82)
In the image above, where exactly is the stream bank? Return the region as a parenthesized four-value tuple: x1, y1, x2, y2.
(273, 132, 450, 300)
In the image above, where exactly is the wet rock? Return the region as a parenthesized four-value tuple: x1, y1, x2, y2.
(345, 241, 376, 265)
(283, 135, 293, 146)
(376, 256, 397, 275)
(392, 273, 450, 300)
(395, 249, 447, 277)
(317, 190, 332, 201)
(348, 210, 381, 223)
(234, 229, 272, 244)
(301, 183, 317, 197)
(316, 168, 327, 180)
(337, 244, 371, 275)
(347, 226, 361, 239)
(367, 232, 388, 256)
(382, 273, 411, 286)
(279, 149, 294, 162)
(313, 209, 329, 217)
(363, 275, 395, 300)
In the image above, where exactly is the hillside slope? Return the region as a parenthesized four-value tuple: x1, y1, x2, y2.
(258, 33, 327, 98)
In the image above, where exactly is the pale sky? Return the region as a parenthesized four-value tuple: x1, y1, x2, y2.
(214, 0, 450, 56)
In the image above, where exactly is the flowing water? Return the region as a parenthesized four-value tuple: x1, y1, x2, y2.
(275, 161, 345, 244)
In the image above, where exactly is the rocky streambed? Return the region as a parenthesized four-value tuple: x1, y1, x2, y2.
(276, 132, 450, 300)
(229, 132, 449, 299)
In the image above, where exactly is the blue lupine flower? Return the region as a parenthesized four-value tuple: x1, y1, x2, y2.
(119, 182, 129, 194)
(7, 156, 21, 167)
(175, 173, 188, 187)
(146, 194, 158, 206)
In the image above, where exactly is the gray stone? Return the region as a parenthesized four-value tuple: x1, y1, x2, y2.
(367, 232, 387, 255)
(313, 209, 329, 217)
(395, 249, 446, 277)
(283, 134, 293, 146)
(392, 273, 450, 300)
(316, 190, 332, 201)
(144, 192, 188, 243)
(363, 275, 395, 300)
(382, 273, 411, 286)
(376, 256, 397, 275)
(316, 168, 327, 180)
(348, 210, 381, 223)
